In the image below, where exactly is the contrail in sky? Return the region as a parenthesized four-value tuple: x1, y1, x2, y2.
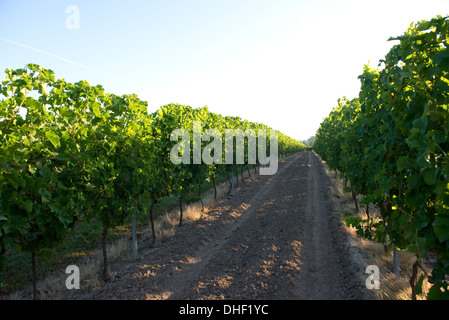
(0, 37, 101, 73)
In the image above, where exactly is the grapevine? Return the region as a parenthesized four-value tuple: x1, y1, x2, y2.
(313, 15, 449, 299)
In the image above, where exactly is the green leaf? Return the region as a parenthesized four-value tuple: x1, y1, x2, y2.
(39, 83, 49, 96)
(427, 285, 445, 300)
(433, 216, 449, 242)
(92, 104, 101, 118)
(415, 274, 425, 296)
(38, 188, 51, 203)
(22, 200, 33, 213)
(7, 177, 19, 190)
(422, 167, 437, 185)
(28, 164, 37, 174)
(413, 117, 428, 131)
(397, 156, 409, 171)
(45, 130, 60, 148)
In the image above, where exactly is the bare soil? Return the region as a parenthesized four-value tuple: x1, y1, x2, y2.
(70, 151, 371, 300)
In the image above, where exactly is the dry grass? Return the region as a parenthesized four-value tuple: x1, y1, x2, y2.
(319, 155, 433, 300)
(149, 175, 234, 242)
(6, 237, 130, 300)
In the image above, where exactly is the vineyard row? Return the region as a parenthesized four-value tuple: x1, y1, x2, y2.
(0, 64, 305, 298)
(313, 15, 449, 299)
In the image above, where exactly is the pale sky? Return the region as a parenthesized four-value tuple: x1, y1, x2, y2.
(1, 0, 449, 141)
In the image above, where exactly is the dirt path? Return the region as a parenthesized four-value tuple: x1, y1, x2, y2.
(73, 151, 369, 300)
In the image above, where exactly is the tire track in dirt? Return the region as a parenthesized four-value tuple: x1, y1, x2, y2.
(73, 151, 367, 300)
(153, 152, 301, 300)
(289, 151, 361, 299)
